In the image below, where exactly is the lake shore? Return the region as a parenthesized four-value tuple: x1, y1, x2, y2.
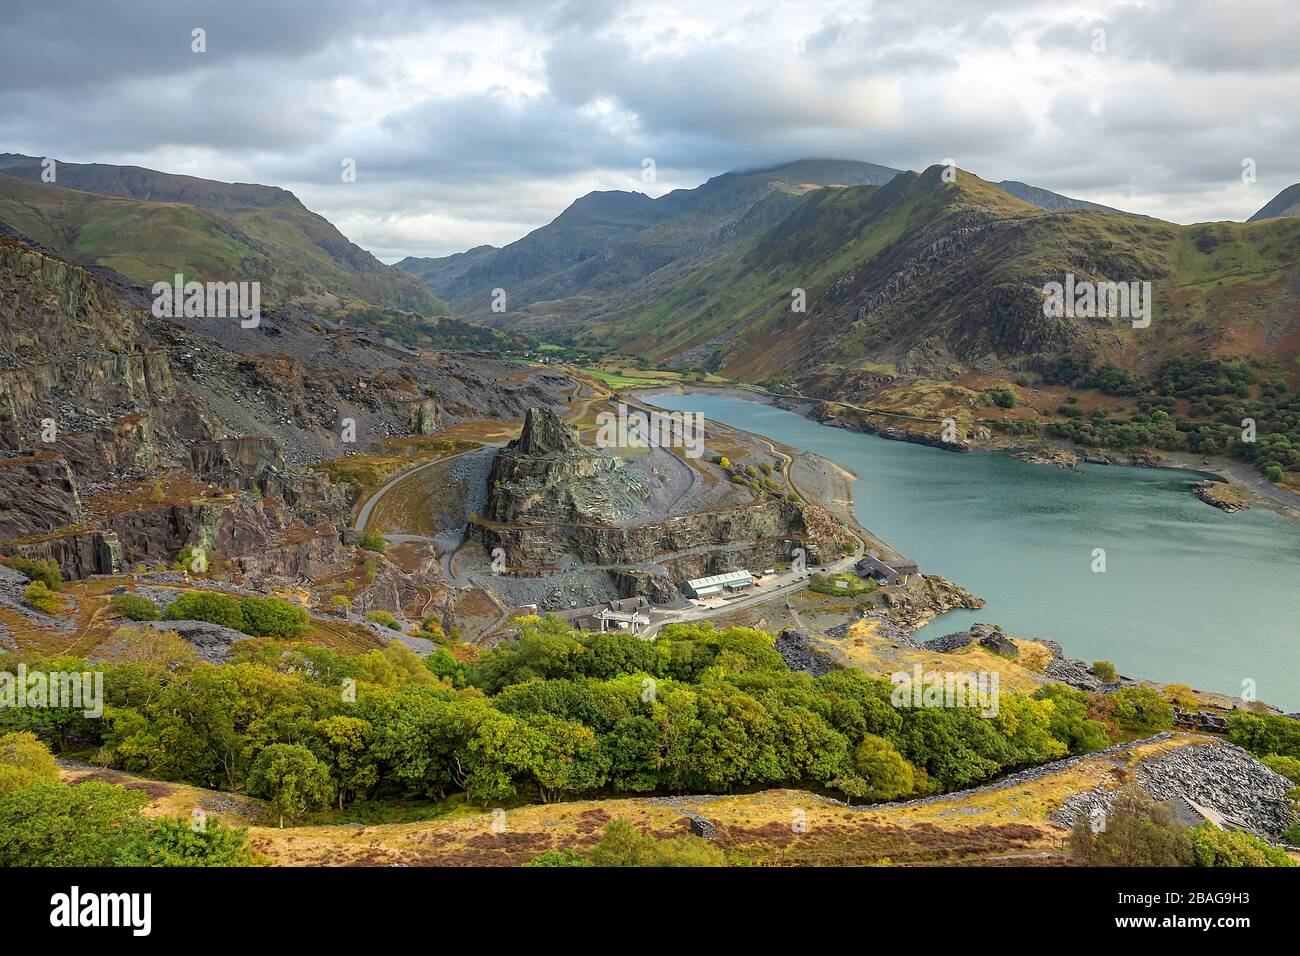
(637, 383, 1300, 523)
(641, 385, 1300, 712)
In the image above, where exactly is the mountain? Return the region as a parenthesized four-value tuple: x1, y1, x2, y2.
(995, 180, 1122, 214)
(1248, 183, 1300, 221)
(560, 165, 1300, 389)
(0, 153, 446, 318)
(0, 221, 565, 578)
(397, 158, 901, 315)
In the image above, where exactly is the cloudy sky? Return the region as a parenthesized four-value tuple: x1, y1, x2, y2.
(3, 0, 1297, 260)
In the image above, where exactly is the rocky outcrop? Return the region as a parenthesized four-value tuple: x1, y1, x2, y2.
(612, 569, 678, 603)
(482, 498, 839, 572)
(879, 575, 984, 631)
(136, 619, 249, 664)
(401, 398, 442, 436)
(1191, 480, 1249, 513)
(486, 406, 648, 525)
(189, 436, 284, 486)
(232, 523, 350, 586)
(0, 453, 82, 537)
(776, 627, 840, 676)
(1014, 447, 1079, 469)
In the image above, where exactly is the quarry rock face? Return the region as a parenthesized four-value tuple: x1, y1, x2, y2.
(485, 406, 646, 524)
(0, 453, 82, 538)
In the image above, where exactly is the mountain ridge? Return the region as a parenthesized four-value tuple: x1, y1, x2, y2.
(0, 153, 446, 319)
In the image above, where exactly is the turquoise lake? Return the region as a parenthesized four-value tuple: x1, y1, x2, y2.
(651, 392, 1300, 710)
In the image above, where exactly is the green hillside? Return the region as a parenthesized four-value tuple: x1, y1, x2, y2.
(0, 159, 446, 319)
(397, 158, 902, 315)
(572, 165, 1300, 389)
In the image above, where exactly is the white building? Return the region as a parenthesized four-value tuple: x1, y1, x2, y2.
(683, 570, 753, 598)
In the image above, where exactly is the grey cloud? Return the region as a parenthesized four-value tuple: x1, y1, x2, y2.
(1040, 0, 1300, 74)
(0, 0, 1296, 259)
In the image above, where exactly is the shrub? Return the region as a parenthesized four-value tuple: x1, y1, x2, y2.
(1070, 786, 1192, 866)
(164, 590, 245, 630)
(985, 387, 1017, 409)
(1189, 824, 1294, 867)
(239, 597, 310, 639)
(0, 731, 60, 794)
(110, 594, 161, 622)
(1227, 710, 1300, 760)
(1110, 686, 1175, 735)
(523, 849, 592, 867)
(1091, 660, 1118, 682)
(22, 580, 63, 615)
(357, 530, 388, 554)
(587, 818, 725, 867)
(2, 556, 62, 590)
(0, 782, 149, 866)
(1163, 683, 1198, 709)
(365, 610, 401, 631)
(1260, 754, 1300, 784)
(113, 816, 258, 867)
(172, 545, 206, 572)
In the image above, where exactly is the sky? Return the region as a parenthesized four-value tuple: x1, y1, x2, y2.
(2, 0, 1298, 261)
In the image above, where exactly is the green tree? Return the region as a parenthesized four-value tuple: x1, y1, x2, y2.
(1033, 685, 1109, 754)
(853, 734, 916, 800)
(312, 716, 378, 809)
(247, 744, 334, 828)
(1227, 710, 1300, 760)
(1110, 687, 1174, 735)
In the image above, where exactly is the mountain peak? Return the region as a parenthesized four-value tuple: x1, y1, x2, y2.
(1248, 183, 1300, 222)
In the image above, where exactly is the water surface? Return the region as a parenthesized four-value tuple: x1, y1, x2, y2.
(651, 392, 1300, 709)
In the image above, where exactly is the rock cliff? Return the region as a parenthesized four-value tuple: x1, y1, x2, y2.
(485, 406, 648, 524)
